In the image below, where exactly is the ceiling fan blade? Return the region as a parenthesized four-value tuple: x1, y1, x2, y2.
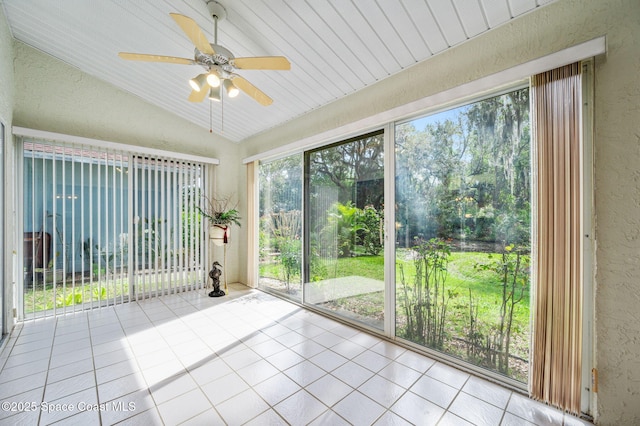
(232, 76, 273, 106)
(231, 56, 291, 70)
(118, 52, 195, 65)
(188, 87, 208, 103)
(169, 13, 214, 55)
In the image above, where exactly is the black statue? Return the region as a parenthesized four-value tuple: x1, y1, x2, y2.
(208, 261, 225, 297)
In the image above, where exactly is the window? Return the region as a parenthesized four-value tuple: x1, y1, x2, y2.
(394, 88, 531, 382)
(250, 66, 592, 402)
(258, 154, 303, 302)
(305, 131, 385, 330)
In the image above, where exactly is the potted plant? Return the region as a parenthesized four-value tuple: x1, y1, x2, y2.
(196, 195, 241, 246)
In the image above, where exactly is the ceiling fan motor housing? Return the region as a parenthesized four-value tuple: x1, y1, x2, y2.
(195, 44, 235, 76)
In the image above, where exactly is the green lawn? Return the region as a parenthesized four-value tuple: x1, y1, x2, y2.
(260, 252, 530, 325)
(260, 249, 531, 382)
(23, 270, 204, 314)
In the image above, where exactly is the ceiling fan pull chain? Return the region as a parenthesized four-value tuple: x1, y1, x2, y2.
(209, 98, 213, 133)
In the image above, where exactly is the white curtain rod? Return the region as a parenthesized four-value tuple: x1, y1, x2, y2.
(13, 126, 220, 165)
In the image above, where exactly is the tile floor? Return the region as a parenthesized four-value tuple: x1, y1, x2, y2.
(0, 284, 593, 425)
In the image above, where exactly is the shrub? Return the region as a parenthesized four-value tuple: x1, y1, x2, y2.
(359, 205, 384, 255)
(399, 237, 456, 349)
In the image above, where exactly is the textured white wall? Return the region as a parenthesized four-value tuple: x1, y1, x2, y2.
(12, 42, 245, 284)
(589, 1, 640, 423)
(240, 0, 640, 424)
(0, 10, 12, 123)
(0, 5, 15, 336)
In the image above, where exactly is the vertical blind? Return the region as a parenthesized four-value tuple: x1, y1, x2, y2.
(531, 62, 583, 414)
(22, 140, 208, 319)
(132, 156, 207, 299)
(245, 161, 258, 288)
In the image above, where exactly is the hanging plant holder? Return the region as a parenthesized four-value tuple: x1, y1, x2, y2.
(210, 224, 230, 246)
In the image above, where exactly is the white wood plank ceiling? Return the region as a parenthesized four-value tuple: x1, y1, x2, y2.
(2, 0, 554, 142)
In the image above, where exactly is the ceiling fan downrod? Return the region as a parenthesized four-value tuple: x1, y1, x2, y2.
(206, 0, 227, 45)
(214, 15, 218, 45)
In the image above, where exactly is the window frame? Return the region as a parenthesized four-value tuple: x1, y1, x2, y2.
(391, 82, 533, 390)
(246, 41, 602, 411)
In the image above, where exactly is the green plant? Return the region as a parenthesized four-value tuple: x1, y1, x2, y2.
(84, 236, 129, 274)
(278, 237, 302, 291)
(57, 289, 83, 307)
(93, 286, 107, 301)
(139, 218, 165, 265)
(196, 195, 241, 227)
(400, 237, 455, 349)
(308, 236, 328, 281)
(473, 244, 529, 374)
(326, 201, 363, 258)
(181, 210, 202, 250)
(358, 205, 383, 255)
(466, 288, 483, 361)
(263, 210, 302, 290)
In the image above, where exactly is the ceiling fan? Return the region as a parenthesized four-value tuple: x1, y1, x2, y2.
(118, 0, 290, 106)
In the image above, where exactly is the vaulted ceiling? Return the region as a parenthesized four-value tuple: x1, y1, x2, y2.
(2, 0, 553, 142)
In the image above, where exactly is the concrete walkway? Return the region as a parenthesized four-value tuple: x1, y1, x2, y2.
(304, 275, 384, 304)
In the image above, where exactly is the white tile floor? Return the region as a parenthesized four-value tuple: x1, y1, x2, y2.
(0, 284, 593, 425)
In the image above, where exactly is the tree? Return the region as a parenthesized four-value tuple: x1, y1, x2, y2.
(309, 133, 384, 209)
(259, 155, 303, 217)
(396, 88, 531, 246)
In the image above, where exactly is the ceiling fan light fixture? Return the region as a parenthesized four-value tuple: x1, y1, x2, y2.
(224, 79, 239, 98)
(119, 9, 289, 110)
(208, 85, 221, 102)
(189, 73, 208, 92)
(206, 71, 221, 87)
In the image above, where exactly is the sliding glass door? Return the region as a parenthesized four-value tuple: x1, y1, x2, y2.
(21, 139, 208, 318)
(255, 90, 531, 382)
(258, 155, 303, 302)
(253, 78, 599, 400)
(304, 131, 385, 330)
(394, 88, 532, 383)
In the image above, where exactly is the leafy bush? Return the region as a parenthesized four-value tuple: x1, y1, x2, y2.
(324, 202, 383, 257)
(475, 205, 495, 240)
(494, 207, 529, 246)
(260, 210, 303, 289)
(326, 201, 363, 258)
(359, 206, 384, 255)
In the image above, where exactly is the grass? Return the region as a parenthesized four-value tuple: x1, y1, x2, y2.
(24, 270, 204, 314)
(23, 275, 126, 314)
(319, 255, 385, 281)
(260, 252, 530, 324)
(260, 249, 531, 382)
(396, 250, 531, 381)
